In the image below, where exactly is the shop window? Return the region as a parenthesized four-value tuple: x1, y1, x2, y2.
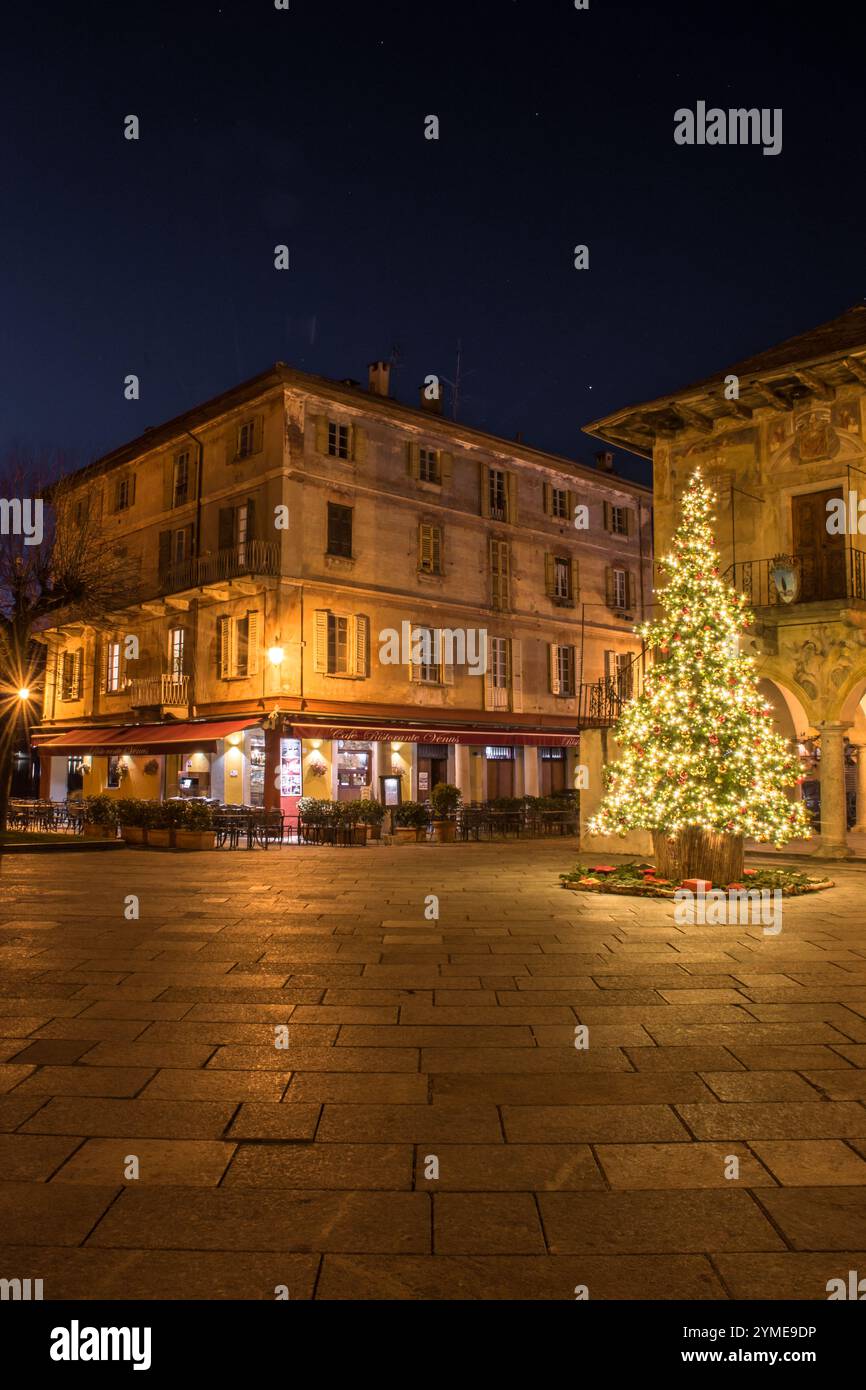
(337, 739, 371, 800)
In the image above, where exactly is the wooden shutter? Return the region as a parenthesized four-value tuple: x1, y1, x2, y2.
(605, 566, 615, 607)
(98, 639, 107, 695)
(158, 531, 171, 579)
(510, 638, 523, 713)
(506, 472, 518, 524)
(480, 463, 490, 517)
(603, 501, 611, 532)
(543, 482, 552, 515)
(60, 652, 71, 700)
(128, 473, 136, 506)
(351, 614, 369, 677)
(407, 441, 420, 478)
(544, 553, 555, 597)
(313, 414, 328, 454)
(626, 571, 635, 610)
(72, 649, 83, 699)
(570, 557, 580, 604)
(440, 630, 455, 685)
(218, 507, 235, 553)
(352, 425, 366, 463)
(568, 491, 578, 523)
(164, 458, 175, 511)
(253, 415, 264, 454)
(217, 616, 231, 678)
(623, 508, 632, 536)
(549, 643, 561, 696)
(440, 451, 453, 487)
(483, 649, 495, 710)
(313, 610, 328, 673)
(246, 611, 260, 676)
(246, 497, 257, 541)
(408, 624, 422, 682)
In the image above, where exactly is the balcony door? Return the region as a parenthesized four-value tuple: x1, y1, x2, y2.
(792, 489, 845, 602)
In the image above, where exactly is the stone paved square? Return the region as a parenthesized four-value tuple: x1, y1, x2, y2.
(1, 841, 865, 1300)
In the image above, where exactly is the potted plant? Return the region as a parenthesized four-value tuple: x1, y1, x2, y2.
(115, 798, 148, 845)
(175, 799, 214, 851)
(336, 799, 369, 845)
(82, 794, 117, 841)
(430, 783, 461, 842)
(147, 800, 183, 847)
(392, 800, 429, 843)
(355, 797, 386, 841)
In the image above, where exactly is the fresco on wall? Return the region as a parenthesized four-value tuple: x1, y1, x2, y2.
(767, 402, 865, 470)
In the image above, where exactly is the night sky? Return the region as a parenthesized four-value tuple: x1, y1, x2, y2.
(3, 0, 864, 487)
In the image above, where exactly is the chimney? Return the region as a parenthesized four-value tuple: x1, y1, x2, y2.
(595, 449, 614, 473)
(368, 361, 391, 397)
(419, 382, 443, 414)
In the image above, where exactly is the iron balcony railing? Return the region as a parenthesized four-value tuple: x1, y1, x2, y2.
(724, 547, 866, 608)
(159, 540, 280, 595)
(576, 660, 641, 729)
(127, 674, 189, 707)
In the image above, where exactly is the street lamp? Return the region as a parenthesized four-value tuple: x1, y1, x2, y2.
(17, 688, 30, 701)
(267, 645, 285, 667)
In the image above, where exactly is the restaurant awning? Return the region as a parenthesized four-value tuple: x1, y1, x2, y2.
(288, 723, 580, 748)
(33, 718, 263, 755)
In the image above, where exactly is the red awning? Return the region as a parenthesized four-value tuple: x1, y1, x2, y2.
(33, 718, 262, 755)
(289, 723, 580, 748)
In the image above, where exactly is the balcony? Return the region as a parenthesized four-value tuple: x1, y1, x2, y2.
(725, 547, 866, 609)
(158, 540, 280, 596)
(128, 674, 189, 708)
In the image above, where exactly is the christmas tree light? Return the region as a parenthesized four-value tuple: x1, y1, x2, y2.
(589, 469, 811, 848)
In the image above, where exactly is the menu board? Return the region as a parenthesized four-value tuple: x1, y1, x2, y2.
(279, 737, 303, 797)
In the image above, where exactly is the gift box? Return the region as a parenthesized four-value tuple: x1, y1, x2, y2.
(682, 878, 712, 894)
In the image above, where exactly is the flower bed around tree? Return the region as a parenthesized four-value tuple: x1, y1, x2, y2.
(560, 861, 833, 897)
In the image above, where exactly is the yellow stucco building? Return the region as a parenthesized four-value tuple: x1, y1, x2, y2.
(585, 304, 866, 857)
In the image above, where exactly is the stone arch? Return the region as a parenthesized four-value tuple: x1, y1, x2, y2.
(753, 669, 815, 737)
(836, 669, 866, 726)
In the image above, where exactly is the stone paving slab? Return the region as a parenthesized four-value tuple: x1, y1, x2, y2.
(1, 842, 866, 1299)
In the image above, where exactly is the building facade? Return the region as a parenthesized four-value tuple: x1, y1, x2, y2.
(34, 361, 652, 814)
(585, 304, 866, 856)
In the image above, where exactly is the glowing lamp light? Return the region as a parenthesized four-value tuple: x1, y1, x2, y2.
(17, 687, 30, 700)
(227, 733, 243, 747)
(391, 741, 402, 751)
(267, 645, 285, 666)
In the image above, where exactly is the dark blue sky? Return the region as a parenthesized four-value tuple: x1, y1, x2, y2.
(2, 0, 863, 487)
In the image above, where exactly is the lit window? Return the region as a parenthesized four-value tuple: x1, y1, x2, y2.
(553, 558, 571, 600)
(613, 568, 627, 609)
(328, 614, 350, 674)
(488, 468, 507, 521)
(105, 641, 122, 693)
(169, 628, 185, 678)
(557, 646, 575, 696)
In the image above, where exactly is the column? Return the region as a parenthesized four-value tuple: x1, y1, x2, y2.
(851, 743, 866, 834)
(454, 745, 471, 802)
(523, 746, 539, 797)
(814, 722, 853, 857)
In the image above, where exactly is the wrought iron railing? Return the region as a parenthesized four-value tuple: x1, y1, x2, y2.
(127, 674, 189, 707)
(576, 656, 642, 729)
(158, 540, 280, 595)
(724, 547, 866, 608)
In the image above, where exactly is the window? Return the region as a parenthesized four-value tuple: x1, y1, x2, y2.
(545, 553, 577, 606)
(553, 558, 571, 600)
(238, 420, 256, 458)
(107, 755, 122, 789)
(408, 626, 454, 686)
(217, 611, 260, 679)
(419, 447, 439, 483)
(327, 502, 353, 557)
(168, 628, 185, 679)
(606, 649, 634, 698)
(173, 452, 190, 507)
(105, 641, 122, 693)
(488, 467, 507, 521)
(328, 615, 350, 674)
(236, 504, 248, 566)
(114, 475, 135, 511)
(418, 523, 442, 574)
(556, 645, 576, 696)
(490, 637, 508, 690)
(60, 650, 82, 701)
(313, 610, 369, 677)
(328, 422, 351, 460)
(551, 488, 569, 520)
(173, 528, 188, 565)
(606, 503, 630, 536)
(490, 539, 511, 609)
(613, 568, 627, 609)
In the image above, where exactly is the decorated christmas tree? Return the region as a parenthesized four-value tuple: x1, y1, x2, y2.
(589, 468, 811, 881)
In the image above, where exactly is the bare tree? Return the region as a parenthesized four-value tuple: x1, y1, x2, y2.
(0, 456, 131, 832)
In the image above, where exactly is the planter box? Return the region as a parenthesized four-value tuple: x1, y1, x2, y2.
(147, 829, 172, 848)
(83, 824, 116, 841)
(431, 820, 457, 844)
(174, 829, 214, 851)
(365, 823, 383, 841)
(394, 826, 424, 844)
(120, 825, 146, 845)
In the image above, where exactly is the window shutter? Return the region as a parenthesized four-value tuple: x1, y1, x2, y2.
(164, 459, 175, 511)
(254, 415, 264, 454)
(351, 614, 369, 677)
(480, 463, 490, 517)
(605, 566, 615, 607)
(246, 611, 260, 676)
(217, 616, 231, 678)
(568, 491, 578, 522)
(225, 430, 237, 466)
(313, 610, 328, 673)
(543, 482, 552, 515)
(603, 501, 611, 532)
(501, 543, 511, 608)
(623, 508, 632, 536)
(544, 553, 555, 596)
(549, 643, 561, 696)
(506, 473, 518, 523)
(510, 638, 523, 713)
(98, 639, 107, 695)
(407, 442, 420, 478)
(440, 630, 455, 685)
(218, 507, 235, 553)
(246, 497, 257, 542)
(72, 649, 83, 699)
(314, 414, 328, 454)
(570, 556, 580, 604)
(626, 571, 635, 609)
(60, 652, 71, 700)
(605, 650, 616, 680)
(483, 656, 495, 710)
(128, 474, 136, 506)
(408, 624, 422, 682)
(352, 425, 366, 463)
(440, 451, 453, 487)
(158, 528, 171, 578)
